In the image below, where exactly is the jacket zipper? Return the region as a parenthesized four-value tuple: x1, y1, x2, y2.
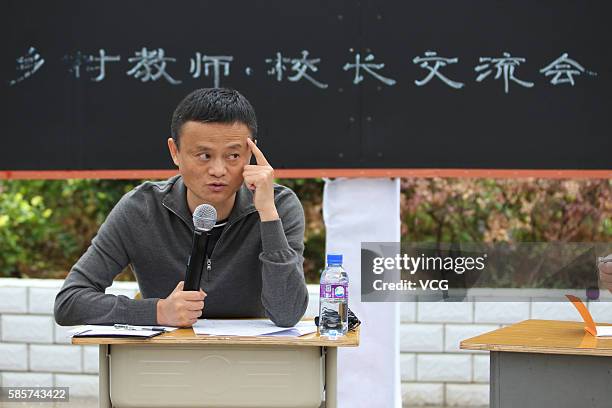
(205, 257, 212, 282)
(163, 202, 258, 281)
(161, 203, 193, 231)
(208, 208, 258, 262)
(205, 209, 257, 281)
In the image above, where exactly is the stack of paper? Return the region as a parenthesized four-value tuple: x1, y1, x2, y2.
(192, 319, 317, 337)
(69, 325, 178, 339)
(592, 326, 612, 337)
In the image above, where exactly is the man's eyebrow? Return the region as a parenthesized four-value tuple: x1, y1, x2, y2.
(190, 143, 243, 152)
(192, 145, 212, 151)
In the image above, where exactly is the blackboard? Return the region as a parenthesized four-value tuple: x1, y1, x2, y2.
(1, 0, 610, 172)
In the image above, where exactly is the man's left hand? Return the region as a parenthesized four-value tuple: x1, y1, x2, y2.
(243, 138, 279, 222)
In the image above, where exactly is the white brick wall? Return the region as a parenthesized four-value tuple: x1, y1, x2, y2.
(0, 343, 28, 371)
(531, 301, 580, 321)
(400, 302, 416, 322)
(30, 345, 82, 373)
(400, 353, 415, 382)
(4, 278, 607, 407)
(472, 355, 489, 383)
(446, 384, 489, 406)
(82, 346, 99, 374)
(1, 315, 54, 343)
(29, 287, 59, 314)
(54, 323, 75, 344)
(474, 301, 529, 324)
(0, 287, 27, 313)
(401, 324, 444, 352)
(588, 301, 612, 323)
(1, 372, 53, 387)
(417, 354, 471, 382)
(402, 382, 444, 406)
(54, 374, 98, 397)
(418, 301, 473, 323)
(304, 287, 319, 318)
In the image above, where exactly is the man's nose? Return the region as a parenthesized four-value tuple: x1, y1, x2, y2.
(208, 158, 226, 177)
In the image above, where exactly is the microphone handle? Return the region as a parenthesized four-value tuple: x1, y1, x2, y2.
(184, 230, 210, 291)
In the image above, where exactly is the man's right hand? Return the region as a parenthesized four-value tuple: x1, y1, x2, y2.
(156, 281, 206, 327)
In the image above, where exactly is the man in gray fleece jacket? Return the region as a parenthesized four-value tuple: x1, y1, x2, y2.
(54, 88, 309, 328)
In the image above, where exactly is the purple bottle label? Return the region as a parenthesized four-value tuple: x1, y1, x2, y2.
(320, 283, 348, 300)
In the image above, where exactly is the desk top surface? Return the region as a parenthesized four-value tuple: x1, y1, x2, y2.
(461, 319, 612, 357)
(72, 326, 360, 347)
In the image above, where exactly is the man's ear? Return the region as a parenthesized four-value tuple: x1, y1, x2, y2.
(167, 137, 180, 167)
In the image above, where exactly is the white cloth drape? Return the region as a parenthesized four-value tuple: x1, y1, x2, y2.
(322, 177, 401, 408)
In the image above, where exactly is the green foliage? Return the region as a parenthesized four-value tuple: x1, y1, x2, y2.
(0, 177, 327, 282)
(0, 179, 139, 278)
(277, 178, 326, 283)
(0, 177, 609, 286)
(400, 178, 612, 243)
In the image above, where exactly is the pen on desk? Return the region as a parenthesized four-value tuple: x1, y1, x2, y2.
(113, 324, 167, 332)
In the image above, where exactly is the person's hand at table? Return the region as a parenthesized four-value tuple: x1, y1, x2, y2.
(156, 281, 206, 327)
(598, 255, 612, 293)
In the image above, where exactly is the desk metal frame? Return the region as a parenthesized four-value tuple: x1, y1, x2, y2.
(76, 329, 357, 408)
(461, 319, 612, 408)
(490, 350, 612, 407)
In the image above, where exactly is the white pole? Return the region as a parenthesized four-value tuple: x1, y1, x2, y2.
(323, 177, 401, 408)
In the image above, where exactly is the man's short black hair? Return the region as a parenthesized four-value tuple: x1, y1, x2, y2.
(171, 88, 257, 148)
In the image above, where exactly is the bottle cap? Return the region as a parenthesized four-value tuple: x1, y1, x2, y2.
(327, 254, 343, 265)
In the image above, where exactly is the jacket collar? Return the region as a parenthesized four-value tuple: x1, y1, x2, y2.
(162, 175, 256, 229)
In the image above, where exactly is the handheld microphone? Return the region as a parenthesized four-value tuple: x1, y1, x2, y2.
(183, 204, 217, 291)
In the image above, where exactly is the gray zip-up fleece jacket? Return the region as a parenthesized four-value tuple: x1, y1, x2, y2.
(54, 175, 309, 327)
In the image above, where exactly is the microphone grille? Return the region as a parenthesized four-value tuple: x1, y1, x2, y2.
(193, 204, 217, 231)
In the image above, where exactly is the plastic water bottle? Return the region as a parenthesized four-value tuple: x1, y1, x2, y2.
(319, 254, 349, 337)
